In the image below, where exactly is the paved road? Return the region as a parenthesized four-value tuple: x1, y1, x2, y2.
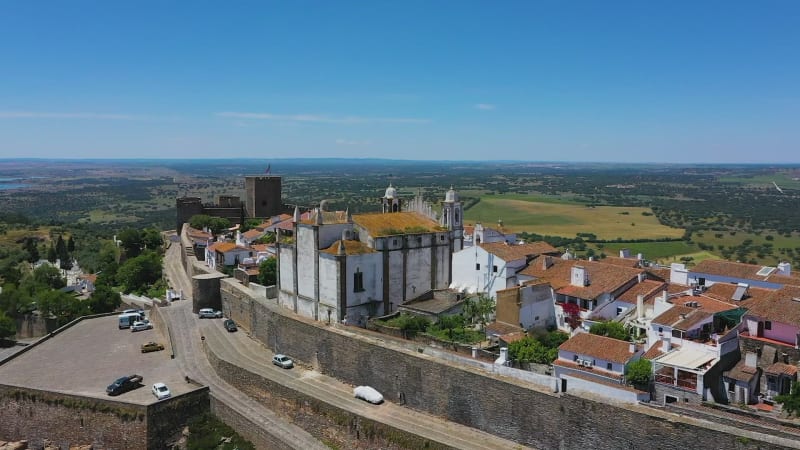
(162, 231, 531, 450)
(161, 233, 327, 450)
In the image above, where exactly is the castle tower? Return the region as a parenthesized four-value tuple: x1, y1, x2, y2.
(245, 176, 282, 218)
(441, 186, 463, 251)
(176, 197, 204, 233)
(382, 183, 401, 213)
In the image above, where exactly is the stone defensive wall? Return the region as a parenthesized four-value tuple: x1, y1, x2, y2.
(0, 384, 209, 449)
(219, 277, 799, 450)
(204, 337, 457, 450)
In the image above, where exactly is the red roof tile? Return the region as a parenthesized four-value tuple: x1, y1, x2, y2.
(479, 241, 558, 262)
(744, 285, 800, 325)
(765, 362, 799, 376)
(558, 332, 637, 364)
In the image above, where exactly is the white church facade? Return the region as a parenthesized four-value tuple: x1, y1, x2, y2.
(277, 185, 464, 325)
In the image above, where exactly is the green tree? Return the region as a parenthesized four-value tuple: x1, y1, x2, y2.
(776, 382, 800, 417)
(141, 228, 162, 251)
(118, 228, 143, 258)
(67, 235, 75, 252)
(0, 311, 16, 341)
(32, 264, 66, 290)
(189, 214, 214, 231)
(36, 289, 88, 325)
(589, 321, 630, 341)
(625, 358, 652, 389)
(23, 237, 40, 263)
(87, 284, 122, 314)
(508, 337, 558, 364)
(257, 258, 277, 286)
(116, 251, 162, 294)
(46, 244, 57, 263)
(463, 294, 495, 329)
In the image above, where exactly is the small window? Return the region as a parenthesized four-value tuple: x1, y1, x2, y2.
(606, 362, 612, 371)
(492, 265, 498, 273)
(658, 327, 663, 333)
(573, 354, 579, 362)
(353, 271, 364, 292)
(765, 321, 772, 330)
(393, 239, 398, 245)
(440, 235, 445, 241)
(728, 382, 735, 392)
(476, 263, 481, 270)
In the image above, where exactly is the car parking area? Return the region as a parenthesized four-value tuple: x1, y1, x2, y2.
(0, 315, 198, 405)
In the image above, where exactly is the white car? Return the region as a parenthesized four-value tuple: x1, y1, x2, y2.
(354, 386, 384, 404)
(198, 308, 223, 318)
(130, 320, 153, 332)
(272, 354, 294, 369)
(152, 382, 171, 400)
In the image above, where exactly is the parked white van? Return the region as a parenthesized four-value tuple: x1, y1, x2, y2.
(118, 312, 143, 329)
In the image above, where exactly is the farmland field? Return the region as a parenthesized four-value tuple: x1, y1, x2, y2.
(465, 195, 684, 240)
(597, 241, 697, 260)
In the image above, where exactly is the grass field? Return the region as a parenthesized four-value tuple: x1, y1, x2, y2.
(0, 227, 52, 250)
(597, 241, 697, 260)
(465, 195, 684, 240)
(718, 172, 800, 190)
(653, 251, 721, 266)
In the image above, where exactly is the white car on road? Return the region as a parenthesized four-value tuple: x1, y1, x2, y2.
(198, 308, 223, 318)
(354, 386, 383, 404)
(130, 320, 153, 332)
(152, 383, 171, 400)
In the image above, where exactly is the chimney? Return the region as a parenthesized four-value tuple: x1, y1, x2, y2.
(571, 266, 589, 287)
(662, 290, 668, 302)
(745, 352, 758, 368)
(543, 256, 553, 270)
(661, 335, 671, 353)
(637, 272, 645, 283)
(620, 248, 631, 258)
(636, 295, 644, 320)
(292, 205, 300, 223)
(629, 342, 636, 354)
(637, 253, 644, 261)
(778, 262, 791, 276)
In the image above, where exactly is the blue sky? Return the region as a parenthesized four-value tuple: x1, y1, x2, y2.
(1, 1, 799, 163)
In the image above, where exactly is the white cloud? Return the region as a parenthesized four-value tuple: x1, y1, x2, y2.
(217, 111, 429, 124)
(474, 103, 496, 110)
(0, 111, 145, 120)
(335, 139, 371, 146)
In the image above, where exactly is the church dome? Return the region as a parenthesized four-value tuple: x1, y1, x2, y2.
(384, 183, 397, 199)
(445, 186, 459, 202)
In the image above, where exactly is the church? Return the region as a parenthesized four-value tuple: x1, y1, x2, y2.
(277, 185, 464, 325)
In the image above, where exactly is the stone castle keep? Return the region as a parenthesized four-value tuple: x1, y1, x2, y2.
(175, 175, 284, 232)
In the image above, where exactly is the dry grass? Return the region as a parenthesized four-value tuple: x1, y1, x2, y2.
(465, 196, 684, 240)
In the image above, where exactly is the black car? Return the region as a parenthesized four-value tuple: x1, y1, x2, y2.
(224, 319, 237, 332)
(106, 374, 143, 396)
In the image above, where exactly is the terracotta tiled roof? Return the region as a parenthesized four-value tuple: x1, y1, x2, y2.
(703, 283, 775, 305)
(617, 280, 667, 303)
(320, 240, 376, 255)
(601, 256, 641, 268)
(651, 305, 710, 330)
(765, 362, 799, 377)
(499, 331, 527, 344)
(243, 229, 264, 239)
(464, 225, 475, 235)
(78, 274, 98, 283)
(645, 267, 671, 282)
(300, 210, 349, 225)
(251, 244, 270, 252)
(523, 257, 643, 300)
(692, 260, 774, 281)
(557, 332, 636, 364)
(744, 285, 800, 325)
(275, 221, 294, 231)
(642, 342, 680, 360)
(479, 241, 558, 262)
(672, 293, 742, 314)
(767, 273, 800, 287)
(485, 321, 523, 336)
(186, 227, 213, 241)
(725, 361, 759, 382)
(211, 242, 237, 253)
(353, 212, 442, 237)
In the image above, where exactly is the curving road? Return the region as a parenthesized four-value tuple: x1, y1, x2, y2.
(162, 232, 531, 450)
(162, 234, 327, 450)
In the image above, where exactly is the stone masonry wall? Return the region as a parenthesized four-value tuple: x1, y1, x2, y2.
(0, 385, 147, 449)
(147, 387, 210, 449)
(220, 278, 796, 449)
(205, 341, 455, 450)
